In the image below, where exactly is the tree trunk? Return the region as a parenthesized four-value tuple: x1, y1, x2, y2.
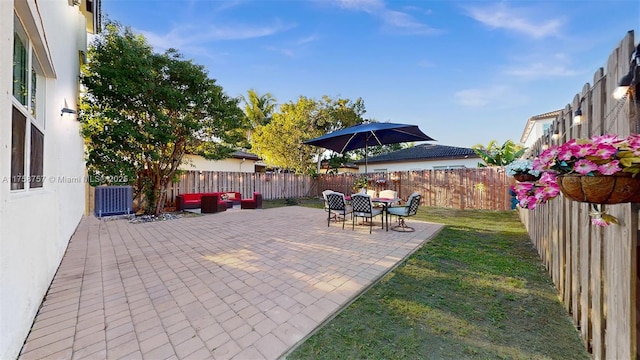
(153, 177, 168, 217)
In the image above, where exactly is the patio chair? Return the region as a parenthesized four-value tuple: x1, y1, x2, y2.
(326, 192, 352, 229)
(351, 193, 383, 233)
(201, 194, 228, 213)
(366, 189, 377, 198)
(378, 189, 398, 206)
(322, 189, 338, 222)
(240, 192, 263, 209)
(386, 192, 421, 232)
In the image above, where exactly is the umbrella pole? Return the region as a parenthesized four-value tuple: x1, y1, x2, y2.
(364, 143, 368, 175)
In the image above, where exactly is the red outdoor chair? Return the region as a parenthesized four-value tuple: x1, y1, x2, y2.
(201, 194, 227, 213)
(241, 192, 263, 209)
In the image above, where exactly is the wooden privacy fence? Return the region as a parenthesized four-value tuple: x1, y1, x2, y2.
(316, 168, 512, 211)
(519, 31, 639, 359)
(87, 168, 513, 213)
(165, 171, 314, 204)
(160, 168, 513, 210)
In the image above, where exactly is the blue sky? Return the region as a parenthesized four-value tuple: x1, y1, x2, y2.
(102, 0, 639, 148)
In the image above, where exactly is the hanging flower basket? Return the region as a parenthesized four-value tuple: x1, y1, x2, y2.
(513, 173, 541, 182)
(506, 159, 541, 182)
(557, 173, 640, 204)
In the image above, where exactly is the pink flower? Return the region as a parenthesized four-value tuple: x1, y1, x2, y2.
(574, 159, 599, 175)
(591, 134, 620, 145)
(541, 183, 560, 198)
(588, 207, 619, 227)
(598, 160, 622, 175)
(539, 171, 557, 184)
(511, 174, 560, 210)
(591, 216, 610, 227)
(519, 196, 536, 210)
(557, 145, 574, 161)
(531, 158, 545, 171)
(533, 186, 550, 202)
(625, 134, 640, 149)
(572, 143, 595, 158)
(512, 182, 533, 197)
(592, 144, 617, 159)
(534, 147, 560, 170)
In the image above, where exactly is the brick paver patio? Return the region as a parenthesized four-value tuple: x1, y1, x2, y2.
(18, 206, 442, 360)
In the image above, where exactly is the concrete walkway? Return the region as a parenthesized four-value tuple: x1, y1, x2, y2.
(18, 206, 442, 360)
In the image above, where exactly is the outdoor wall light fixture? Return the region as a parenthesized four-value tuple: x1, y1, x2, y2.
(60, 107, 76, 116)
(573, 107, 583, 124)
(613, 43, 640, 100)
(613, 70, 634, 100)
(552, 129, 561, 140)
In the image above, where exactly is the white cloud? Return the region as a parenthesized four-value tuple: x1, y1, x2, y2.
(502, 53, 578, 80)
(464, 3, 564, 39)
(331, 0, 385, 13)
(503, 63, 578, 80)
(138, 20, 295, 52)
(295, 34, 320, 46)
(328, 0, 439, 35)
(381, 10, 439, 35)
(454, 85, 527, 108)
(263, 34, 319, 58)
(264, 45, 295, 58)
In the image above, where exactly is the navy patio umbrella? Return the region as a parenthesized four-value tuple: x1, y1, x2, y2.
(303, 122, 435, 173)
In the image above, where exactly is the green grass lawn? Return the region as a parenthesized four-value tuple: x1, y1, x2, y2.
(268, 199, 589, 359)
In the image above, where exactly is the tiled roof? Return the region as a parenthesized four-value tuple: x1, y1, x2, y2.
(354, 144, 478, 164)
(530, 110, 562, 121)
(231, 150, 260, 160)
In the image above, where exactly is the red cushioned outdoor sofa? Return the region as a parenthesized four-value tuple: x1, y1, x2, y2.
(176, 191, 241, 211)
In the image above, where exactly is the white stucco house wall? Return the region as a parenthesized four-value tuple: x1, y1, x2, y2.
(179, 150, 260, 173)
(356, 144, 481, 173)
(520, 110, 562, 148)
(0, 1, 100, 358)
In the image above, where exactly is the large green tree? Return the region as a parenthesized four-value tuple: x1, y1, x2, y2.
(242, 89, 277, 129)
(251, 96, 322, 174)
(250, 96, 366, 174)
(80, 22, 247, 215)
(241, 89, 277, 144)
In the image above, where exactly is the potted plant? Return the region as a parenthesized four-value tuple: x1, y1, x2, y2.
(352, 175, 369, 193)
(511, 172, 560, 210)
(505, 159, 541, 182)
(533, 134, 640, 203)
(519, 133, 640, 226)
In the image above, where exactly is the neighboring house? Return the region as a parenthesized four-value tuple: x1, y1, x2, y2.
(0, 1, 100, 359)
(319, 160, 359, 174)
(520, 110, 562, 148)
(180, 150, 260, 173)
(356, 144, 480, 172)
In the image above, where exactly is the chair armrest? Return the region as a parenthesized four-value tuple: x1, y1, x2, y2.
(254, 192, 263, 209)
(176, 195, 185, 211)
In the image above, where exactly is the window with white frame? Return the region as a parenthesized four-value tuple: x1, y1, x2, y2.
(12, 13, 45, 190)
